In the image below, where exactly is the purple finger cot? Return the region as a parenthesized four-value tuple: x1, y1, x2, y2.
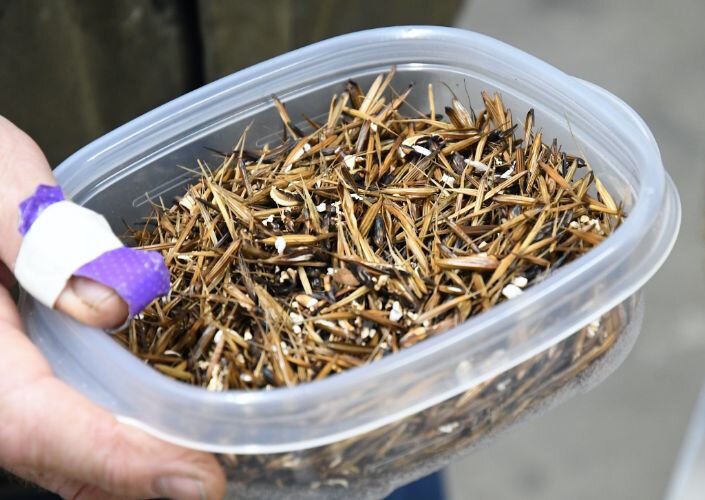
(18, 184, 65, 236)
(73, 247, 171, 317)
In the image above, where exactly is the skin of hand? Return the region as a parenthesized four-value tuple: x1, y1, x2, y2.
(0, 115, 226, 500)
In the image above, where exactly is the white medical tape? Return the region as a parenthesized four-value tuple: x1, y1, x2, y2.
(14, 200, 123, 308)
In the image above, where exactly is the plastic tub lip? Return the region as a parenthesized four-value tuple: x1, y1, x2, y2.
(25, 26, 681, 453)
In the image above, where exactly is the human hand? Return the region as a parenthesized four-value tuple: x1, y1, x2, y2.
(0, 116, 226, 499)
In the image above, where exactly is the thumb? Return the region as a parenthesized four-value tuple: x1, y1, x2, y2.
(54, 277, 129, 329)
(0, 116, 129, 328)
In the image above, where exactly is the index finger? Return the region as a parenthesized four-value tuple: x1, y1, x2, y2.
(0, 286, 226, 499)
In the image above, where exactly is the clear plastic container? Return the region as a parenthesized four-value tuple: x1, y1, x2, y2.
(20, 27, 679, 499)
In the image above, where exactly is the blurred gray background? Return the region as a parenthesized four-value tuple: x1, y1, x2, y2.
(0, 0, 703, 499)
(447, 1, 705, 499)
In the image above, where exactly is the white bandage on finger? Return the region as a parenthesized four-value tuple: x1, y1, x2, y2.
(14, 201, 123, 308)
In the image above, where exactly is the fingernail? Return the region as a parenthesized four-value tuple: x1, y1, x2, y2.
(155, 475, 207, 500)
(70, 277, 119, 310)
